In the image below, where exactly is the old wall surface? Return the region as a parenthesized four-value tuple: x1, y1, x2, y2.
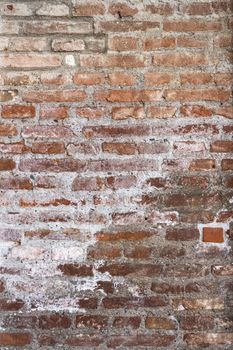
(0, 0, 232, 349)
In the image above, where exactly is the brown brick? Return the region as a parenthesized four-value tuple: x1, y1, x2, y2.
(0, 333, 31, 346)
(39, 315, 71, 329)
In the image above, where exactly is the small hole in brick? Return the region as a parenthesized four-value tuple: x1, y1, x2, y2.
(117, 11, 122, 19)
(7, 5, 13, 10)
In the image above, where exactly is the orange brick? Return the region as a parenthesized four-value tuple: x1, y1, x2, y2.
(203, 227, 224, 243)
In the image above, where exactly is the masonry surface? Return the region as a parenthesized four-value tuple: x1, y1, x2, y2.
(0, 0, 232, 349)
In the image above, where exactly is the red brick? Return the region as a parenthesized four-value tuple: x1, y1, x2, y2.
(23, 21, 92, 34)
(58, 264, 93, 276)
(1, 315, 37, 329)
(102, 142, 137, 155)
(88, 246, 121, 259)
(65, 335, 103, 347)
(147, 177, 167, 188)
(173, 141, 206, 153)
(2, 105, 35, 119)
(0, 280, 4, 292)
(98, 263, 161, 277)
(112, 106, 145, 120)
(153, 52, 207, 66)
(39, 315, 71, 329)
(76, 107, 105, 119)
(106, 175, 137, 189)
(222, 159, 233, 170)
(23, 90, 86, 102)
(0, 333, 31, 346)
(40, 72, 68, 85)
(210, 141, 233, 152)
(151, 281, 199, 294)
(78, 298, 98, 309)
(145, 72, 174, 85)
(146, 3, 174, 15)
(38, 335, 57, 346)
(1, 54, 61, 68)
(177, 37, 208, 48)
(20, 197, 72, 208)
(108, 36, 138, 51)
(180, 315, 214, 330)
(109, 3, 138, 16)
(96, 229, 154, 241)
(164, 20, 222, 32)
(98, 89, 163, 102)
(124, 246, 152, 259)
(0, 176, 32, 190)
(96, 281, 114, 294)
(184, 333, 233, 346)
(203, 227, 224, 243)
(108, 72, 136, 86)
(98, 21, 160, 33)
(2, 3, 32, 16)
(80, 54, 146, 68)
(36, 4, 69, 16)
(52, 39, 85, 51)
(72, 3, 105, 16)
(0, 124, 17, 136)
(172, 298, 225, 310)
(184, 2, 213, 15)
(180, 105, 213, 117)
(166, 227, 199, 241)
(22, 126, 73, 139)
(0, 89, 18, 101)
(178, 176, 209, 189)
(212, 264, 233, 276)
(3, 73, 38, 86)
(72, 176, 105, 191)
(102, 296, 167, 309)
(9, 37, 47, 51)
(147, 106, 177, 118)
(214, 73, 233, 85)
(0, 159, 15, 171)
(107, 334, 175, 348)
(164, 264, 208, 278)
(180, 73, 212, 85)
(113, 316, 140, 329)
(189, 159, 216, 171)
(163, 192, 220, 208)
(76, 315, 108, 329)
(143, 37, 176, 50)
(0, 299, 24, 311)
(31, 142, 65, 154)
(19, 159, 86, 172)
(40, 106, 68, 120)
(215, 34, 233, 48)
(73, 72, 104, 85)
(145, 316, 176, 330)
(83, 125, 149, 138)
(165, 89, 230, 102)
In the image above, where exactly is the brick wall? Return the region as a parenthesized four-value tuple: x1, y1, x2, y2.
(0, 0, 232, 348)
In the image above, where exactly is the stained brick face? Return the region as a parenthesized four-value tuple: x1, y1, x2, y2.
(0, 1, 232, 349)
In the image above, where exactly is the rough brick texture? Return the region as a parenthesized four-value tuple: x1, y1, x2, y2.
(0, 0, 232, 349)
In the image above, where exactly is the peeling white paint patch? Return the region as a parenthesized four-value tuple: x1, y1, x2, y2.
(65, 54, 76, 66)
(1, 222, 107, 312)
(177, 304, 185, 311)
(51, 245, 84, 261)
(128, 285, 142, 297)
